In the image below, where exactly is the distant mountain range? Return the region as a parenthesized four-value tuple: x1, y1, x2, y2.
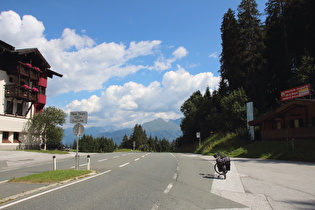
(63, 118, 182, 146)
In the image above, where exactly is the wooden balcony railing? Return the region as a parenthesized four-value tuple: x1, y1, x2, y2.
(5, 84, 38, 102)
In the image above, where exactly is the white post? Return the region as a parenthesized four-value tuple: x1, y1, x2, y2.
(87, 155, 91, 170)
(52, 156, 57, 170)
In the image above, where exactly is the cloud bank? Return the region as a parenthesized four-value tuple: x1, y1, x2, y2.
(0, 10, 220, 128)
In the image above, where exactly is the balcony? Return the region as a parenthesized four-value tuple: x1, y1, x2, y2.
(7, 62, 40, 80)
(5, 84, 38, 102)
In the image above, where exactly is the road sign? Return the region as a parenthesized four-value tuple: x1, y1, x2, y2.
(73, 123, 84, 136)
(70, 111, 88, 124)
(196, 132, 200, 138)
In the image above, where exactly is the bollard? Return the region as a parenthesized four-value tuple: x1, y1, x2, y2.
(87, 155, 91, 170)
(52, 156, 57, 170)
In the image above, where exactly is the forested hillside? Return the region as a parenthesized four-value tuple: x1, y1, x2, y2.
(177, 0, 315, 147)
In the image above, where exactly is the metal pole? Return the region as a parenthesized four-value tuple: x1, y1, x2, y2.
(75, 135, 79, 170)
(52, 156, 56, 170)
(87, 155, 90, 170)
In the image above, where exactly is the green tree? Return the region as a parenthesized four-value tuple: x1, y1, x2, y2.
(98, 136, 115, 152)
(237, 0, 266, 110)
(159, 138, 171, 152)
(180, 91, 204, 145)
(290, 56, 315, 87)
(27, 106, 66, 150)
(220, 8, 241, 92)
(121, 134, 131, 149)
(130, 124, 147, 150)
(264, 0, 291, 109)
(79, 135, 95, 152)
(220, 88, 249, 131)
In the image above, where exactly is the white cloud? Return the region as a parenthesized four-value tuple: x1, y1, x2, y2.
(0, 10, 45, 46)
(64, 67, 220, 128)
(172, 46, 188, 59)
(0, 11, 161, 96)
(209, 51, 219, 58)
(151, 46, 188, 71)
(0, 10, 221, 128)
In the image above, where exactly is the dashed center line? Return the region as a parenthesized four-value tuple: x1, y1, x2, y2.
(119, 162, 130, 168)
(113, 156, 119, 158)
(97, 158, 108, 162)
(163, 183, 173, 194)
(134, 158, 140, 161)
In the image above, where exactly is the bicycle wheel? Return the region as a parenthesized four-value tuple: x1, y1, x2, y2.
(214, 163, 220, 174)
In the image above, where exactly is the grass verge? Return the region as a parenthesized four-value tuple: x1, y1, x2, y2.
(9, 170, 93, 184)
(25, 150, 70, 154)
(193, 130, 315, 162)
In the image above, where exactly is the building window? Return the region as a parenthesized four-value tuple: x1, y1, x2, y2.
(13, 132, 19, 140)
(16, 103, 23, 116)
(13, 132, 20, 143)
(6, 101, 13, 114)
(39, 86, 46, 95)
(290, 119, 304, 128)
(276, 121, 281, 130)
(3, 132, 9, 140)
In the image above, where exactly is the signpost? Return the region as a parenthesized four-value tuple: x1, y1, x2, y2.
(70, 111, 88, 170)
(196, 132, 201, 147)
(246, 102, 255, 140)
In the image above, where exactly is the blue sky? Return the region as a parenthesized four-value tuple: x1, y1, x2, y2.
(1, 0, 268, 128)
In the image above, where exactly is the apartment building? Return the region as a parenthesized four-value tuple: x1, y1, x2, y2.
(0, 40, 62, 150)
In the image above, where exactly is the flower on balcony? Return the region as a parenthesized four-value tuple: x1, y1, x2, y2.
(23, 63, 32, 68)
(32, 87, 39, 92)
(23, 85, 30, 89)
(33, 67, 41, 72)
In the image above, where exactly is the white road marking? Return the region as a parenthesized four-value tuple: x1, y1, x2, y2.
(119, 162, 130, 168)
(164, 183, 173, 194)
(134, 158, 140, 161)
(0, 170, 112, 209)
(0, 180, 9, 184)
(113, 156, 119, 158)
(151, 204, 159, 210)
(173, 173, 177, 180)
(97, 158, 108, 162)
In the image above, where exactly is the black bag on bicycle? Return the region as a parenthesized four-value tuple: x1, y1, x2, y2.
(222, 156, 231, 171)
(216, 156, 231, 172)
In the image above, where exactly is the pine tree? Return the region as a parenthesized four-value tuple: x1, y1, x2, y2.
(130, 124, 147, 150)
(237, 0, 266, 110)
(220, 8, 241, 92)
(264, 0, 291, 108)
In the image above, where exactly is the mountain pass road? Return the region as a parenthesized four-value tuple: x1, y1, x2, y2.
(0, 151, 314, 209)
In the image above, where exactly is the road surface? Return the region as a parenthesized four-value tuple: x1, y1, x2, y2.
(0, 151, 314, 209)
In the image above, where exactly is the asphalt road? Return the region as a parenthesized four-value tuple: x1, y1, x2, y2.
(0, 151, 314, 210)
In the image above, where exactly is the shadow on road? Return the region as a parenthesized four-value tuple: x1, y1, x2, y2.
(199, 173, 226, 180)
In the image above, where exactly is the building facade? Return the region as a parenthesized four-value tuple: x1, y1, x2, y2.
(0, 40, 62, 150)
(248, 99, 315, 140)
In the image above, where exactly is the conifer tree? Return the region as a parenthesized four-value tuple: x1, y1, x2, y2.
(237, 0, 266, 110)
